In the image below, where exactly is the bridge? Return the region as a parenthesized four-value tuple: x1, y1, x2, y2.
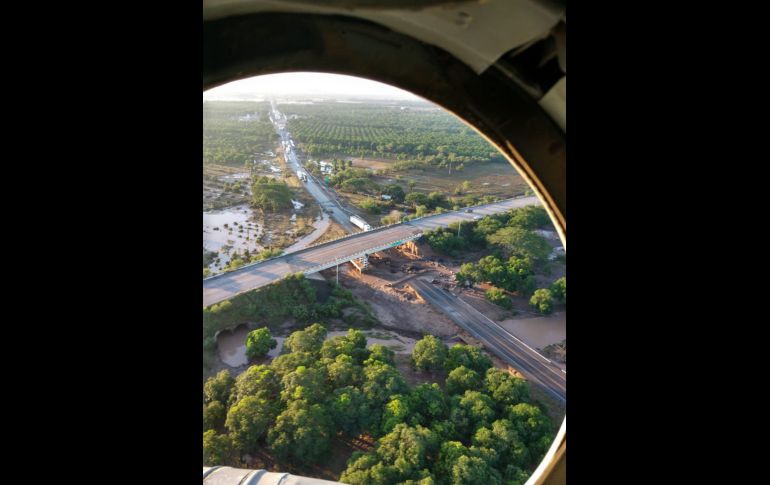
(203, 196, 539, 308)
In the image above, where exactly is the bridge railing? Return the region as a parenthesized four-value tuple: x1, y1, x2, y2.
(203, 196, 533, 282)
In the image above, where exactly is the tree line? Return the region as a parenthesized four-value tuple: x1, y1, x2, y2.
(204, 328, 554, 485)
(204, 101, 278, 166)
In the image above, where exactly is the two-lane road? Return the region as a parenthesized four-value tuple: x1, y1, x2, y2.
(203, 196, 540, 307)
(271, 101, 356, 232)
(410, 278, 566, 402)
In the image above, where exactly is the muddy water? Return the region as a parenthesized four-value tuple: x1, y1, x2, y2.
(216, 324, 250, 367)
(498, 312, 566, 351)
(203, 204, 264, 272)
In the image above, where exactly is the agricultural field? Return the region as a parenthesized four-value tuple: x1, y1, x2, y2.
(281, 100, 503, 166)
(203, 101, 278, 167)
(279, 100, 527, 223)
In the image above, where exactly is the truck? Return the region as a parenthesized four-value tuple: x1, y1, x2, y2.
(296, 170, 307, 182)
(350, 215, 372, 231)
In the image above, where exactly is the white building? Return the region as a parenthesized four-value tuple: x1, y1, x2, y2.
(319, 161, 333, 174)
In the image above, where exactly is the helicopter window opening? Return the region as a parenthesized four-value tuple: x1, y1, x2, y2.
(203, 72, 565, 484)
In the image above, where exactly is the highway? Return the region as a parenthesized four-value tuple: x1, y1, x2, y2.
(203, 196, 539, 307)
(270, 101, 356, 232)
(410, 278, 566, 403)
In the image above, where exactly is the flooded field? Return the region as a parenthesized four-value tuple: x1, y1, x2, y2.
(203, 204, 264, 272)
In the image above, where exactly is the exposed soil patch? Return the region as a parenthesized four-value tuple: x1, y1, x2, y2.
(330, 257, 462, 338)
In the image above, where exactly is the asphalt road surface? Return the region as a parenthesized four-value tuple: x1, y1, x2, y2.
(411, 278, 566, 403)
(203, 196, 540, 308)
(270, 101, 356, 233)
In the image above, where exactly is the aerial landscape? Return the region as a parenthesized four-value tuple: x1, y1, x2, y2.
(203, 73, 566, 484)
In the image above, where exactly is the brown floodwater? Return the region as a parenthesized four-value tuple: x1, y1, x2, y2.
(216, 324, 250, 367)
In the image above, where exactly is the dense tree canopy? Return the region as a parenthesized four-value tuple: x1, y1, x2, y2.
(203, 323, 553, 481)
(445, 345, 493, 374)
(204, 369, 235, 405)
(225, 395, 278, 451)
(283, 322, 327, 355)
(446, 366, 483, 396)
(268, 399, 334, 465)
(412, 335, 448, 371)
(230, 364, 280, 404)
(251, 178, 294, 212)
(203, 430, 232, 466)
(486, 227, 551, 263)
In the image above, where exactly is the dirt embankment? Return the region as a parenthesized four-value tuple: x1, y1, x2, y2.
(328, 251, 462, 339)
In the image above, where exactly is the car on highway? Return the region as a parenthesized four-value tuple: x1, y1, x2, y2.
(465, 207, 473, 212)
(473, 215, 482, 221)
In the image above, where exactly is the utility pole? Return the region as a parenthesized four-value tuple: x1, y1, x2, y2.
(457, 220, 461, 237)
(336, 264, 339, 286)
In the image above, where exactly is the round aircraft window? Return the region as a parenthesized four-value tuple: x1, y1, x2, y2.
(203, 72, 566, 485)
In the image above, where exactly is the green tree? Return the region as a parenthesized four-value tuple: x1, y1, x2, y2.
(230, 364, 280, 404)
(225, 395, 277, 451)
(251, 179, 293, 212)
(529, 288, 554, 314)
(340, 452, 398, 485)
(360, 198, 381, 214)
(412, 335, 448, 371)
(487, 227, 551, 263)
(384, 184, 406, 203)
(320, 328, 369, 362)
(472, 419, 530, 469)
(484, 368, 530, 407)
(270, 351, 316, 377)
(445, 366, 482, 395)
(485, 287, 512, 309)
(329, 386, 372, 437)
(450, 391, 497, 439)
(445, 345, 493, 374)
(450, 454, 502, 485)
(268, 399, 333, 465)
(204, 369, 235, 404)
(203, 430, 232, 466)
(427, 192, 448, 209)
(550, 276, 566, 304)
(365, 344, 396, 366)
(408, 383, 449, 427)
(507, 403, 553, 466)
(280, 365, 328, 403)
(507, 205, 550, 229)
(362, 361, 409, 408)
(381, 394, 413, 435)
(325, 354, 364, 389)
(377, 424, 438, 479)
(245, 327, 277, 360)
(406, 192, 429, 208)
(203, 400, 226, 431)
(284, 323, 327, 354)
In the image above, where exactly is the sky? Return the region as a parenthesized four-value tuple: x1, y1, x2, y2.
(203, 72, 421, 101)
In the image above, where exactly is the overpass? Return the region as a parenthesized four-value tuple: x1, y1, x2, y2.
(203, 196, 539, 308)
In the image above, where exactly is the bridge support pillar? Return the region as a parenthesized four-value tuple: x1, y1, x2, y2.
(350, 254, 369, 273)
(402, 240, 420, 256)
